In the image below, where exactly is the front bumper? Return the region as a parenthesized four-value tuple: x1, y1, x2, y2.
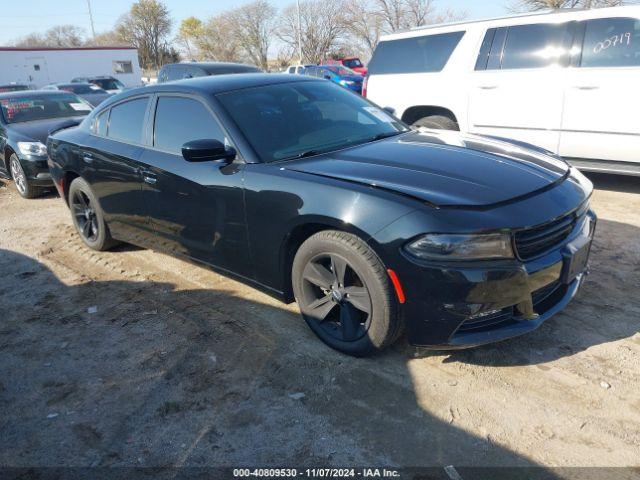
(397, 212, 596, 349)
(18, 154, 53, 187)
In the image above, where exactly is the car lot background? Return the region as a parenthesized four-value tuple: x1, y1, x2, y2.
(0, 173, 638, 469)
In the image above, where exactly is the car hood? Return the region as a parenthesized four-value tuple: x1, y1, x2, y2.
(8, 116, 86, 143)
(284, 130, 570, 208)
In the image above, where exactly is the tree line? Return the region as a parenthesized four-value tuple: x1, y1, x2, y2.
(10, 0, 634, 71)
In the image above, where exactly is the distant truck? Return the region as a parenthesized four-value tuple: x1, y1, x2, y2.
(0, 47, 142, 90)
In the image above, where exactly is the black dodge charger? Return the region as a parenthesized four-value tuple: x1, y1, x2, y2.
(47, 74, 596, 356)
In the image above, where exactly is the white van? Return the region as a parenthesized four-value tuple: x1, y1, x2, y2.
(365, 6, 640, 176)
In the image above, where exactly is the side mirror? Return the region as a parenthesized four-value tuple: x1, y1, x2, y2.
(382, 106, 396, 116)
(182, 139, 236, 164)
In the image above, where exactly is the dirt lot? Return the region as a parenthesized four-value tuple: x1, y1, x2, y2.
(0, 173, 638, 474)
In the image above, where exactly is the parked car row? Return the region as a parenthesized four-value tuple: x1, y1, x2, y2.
(25, 71, 595, 356)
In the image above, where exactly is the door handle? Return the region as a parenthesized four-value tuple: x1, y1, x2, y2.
(140, 169, 157, 185)
(573, 85, 599, 90)
(479, 85, 498, 90)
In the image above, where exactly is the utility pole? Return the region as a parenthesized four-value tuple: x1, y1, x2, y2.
(86, 0, 96, 39)
(296, 0, 303, 64)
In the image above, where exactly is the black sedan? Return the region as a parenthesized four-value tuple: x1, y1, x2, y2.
(47, 74, 595, 356)
(43, 83, 112, 107)
(0, 91, 92, 198)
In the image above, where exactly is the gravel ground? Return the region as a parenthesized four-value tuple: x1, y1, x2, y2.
(0, 173, 638, 475)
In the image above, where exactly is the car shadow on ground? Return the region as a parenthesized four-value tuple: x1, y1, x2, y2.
(0, 248, 561, 477)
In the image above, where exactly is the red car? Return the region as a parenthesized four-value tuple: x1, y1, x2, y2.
(323, 57, 367, 76)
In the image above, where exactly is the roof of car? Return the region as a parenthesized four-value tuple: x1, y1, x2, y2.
(165, 62, 261, 73)
(0, 90, 76, 99)
(104, 74, 318, 102)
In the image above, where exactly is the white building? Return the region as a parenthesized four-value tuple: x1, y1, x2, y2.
(0, 47, 142, 88)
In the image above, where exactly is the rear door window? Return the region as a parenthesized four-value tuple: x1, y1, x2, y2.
(368, 31, 465, 74)
(107, 97, 149, 144)
(475, 28, 497, 70)
(580, 17, 640, 67)
(153, 96, 227, 154)
(501, 22, 575, 69)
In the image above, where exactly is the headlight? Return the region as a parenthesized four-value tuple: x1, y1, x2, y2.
(18, 141, 48, 156)
(404, 233, 514, 261)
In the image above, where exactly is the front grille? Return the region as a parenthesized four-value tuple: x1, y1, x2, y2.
(515, 212, 576, 260)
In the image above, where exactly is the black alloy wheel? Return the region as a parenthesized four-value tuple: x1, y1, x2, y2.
(71, 190, 99, 242)
(292, 230, 401, 356)
(299, 252, 372, 342)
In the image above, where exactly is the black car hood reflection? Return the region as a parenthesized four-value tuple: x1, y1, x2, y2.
(285, 130, 570, 208)
(8, 116, 86, 143)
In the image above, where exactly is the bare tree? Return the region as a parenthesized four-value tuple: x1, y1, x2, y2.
(277, 0, 347, 64)
(196, 15, 245, 62)
(13, 25, 86, 48)
(228, 0, 277, 70)
(116, 0, 173, 69)
(342, 0, 385, 56)
(85, 30, 130, 47)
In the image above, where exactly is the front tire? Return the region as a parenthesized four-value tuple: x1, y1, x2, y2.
(68, 177, 117, 251)
(413, 115, 459, 131)
(9, 154, 40, 199)
(292, 230, 401, 356)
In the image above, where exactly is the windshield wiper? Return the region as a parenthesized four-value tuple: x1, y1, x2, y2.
(369, 131, 405, 142)
(282, 150, 322, 161)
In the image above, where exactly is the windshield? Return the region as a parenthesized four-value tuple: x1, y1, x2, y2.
(92, 78, 124, 90)
(343, 59, 363, 68)
(0, 94, 91, 124)
(60, 84, 106, 94)
(217, 81, 408, 163)
(323, 65, 358, 76)
(0, 85, 29, 93)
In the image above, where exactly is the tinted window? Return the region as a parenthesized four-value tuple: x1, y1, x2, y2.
(92, 78, 124, 90)
(487, 27, 507, 70)
(501, 22, 574, 69)
(107, 97, 148, 144)
(166, 66, 184, 81)
(368, 31, 465, 75)
(217, 81, 408, 163)
(475, 28, 497, 70)
(304, 66, 318, 77)
(94, 110, 109, 136)
(581, 17, 640, 67)
(153, 96, 226, 154)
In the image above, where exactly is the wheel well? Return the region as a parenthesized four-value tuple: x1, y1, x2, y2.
(62, 171, 80, 204)
(401, 106, 458, 126)
(281, 223, 345, 303)
(4, 147, 15, 172)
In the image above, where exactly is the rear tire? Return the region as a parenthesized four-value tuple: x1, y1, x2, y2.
(9, 154, 40, 199)
(292, 230, 401, 356)
(413, 115, 459, 131)
(68, 177, 117, 251)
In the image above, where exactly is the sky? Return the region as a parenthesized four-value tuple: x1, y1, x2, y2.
(0, 0, 508, 45)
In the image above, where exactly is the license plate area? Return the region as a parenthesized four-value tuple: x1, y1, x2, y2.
(561, 235, 591, 284)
